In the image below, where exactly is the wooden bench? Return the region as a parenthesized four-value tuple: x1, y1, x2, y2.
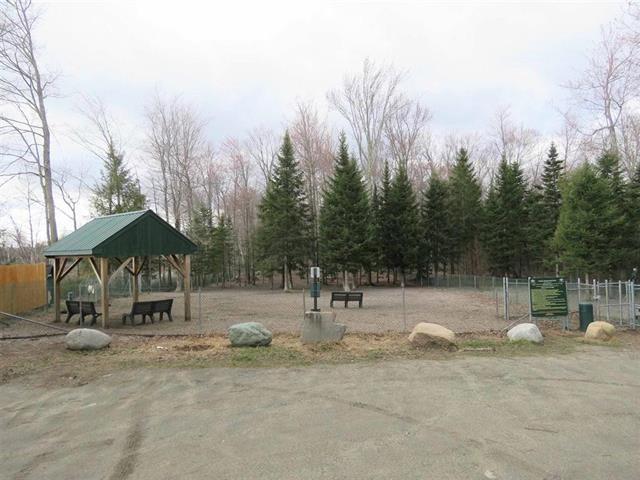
(330, 291, 364, 308)
(65, 300, 101, 325)
(122, 299, 174, 325)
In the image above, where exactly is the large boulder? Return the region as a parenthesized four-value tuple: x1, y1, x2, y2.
(65, 328, 112, 351)
(585, 321, 616, 341)
(228, 322, 272, 347)
(507, 323, 544, 344)
(408, 323, 456, 349)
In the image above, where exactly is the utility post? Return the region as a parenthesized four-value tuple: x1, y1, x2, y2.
(310, 266, 321, 312)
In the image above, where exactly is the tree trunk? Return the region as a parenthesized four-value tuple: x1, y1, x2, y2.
(343, 270, 351, 292)
(283, 259, 289, 292)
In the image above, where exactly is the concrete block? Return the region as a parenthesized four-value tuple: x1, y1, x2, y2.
(301, 311, 346, 343)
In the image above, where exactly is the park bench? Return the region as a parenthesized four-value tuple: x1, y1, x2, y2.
(65, 300, 101, 325)
(330, 291, 364, 308)
(122, 299, 174, 325)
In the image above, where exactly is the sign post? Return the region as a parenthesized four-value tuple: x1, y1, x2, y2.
(310, 266, 321, 312)
(529, 277, 569, 329)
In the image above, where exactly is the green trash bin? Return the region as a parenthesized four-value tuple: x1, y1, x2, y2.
(579, 303, 594, 331)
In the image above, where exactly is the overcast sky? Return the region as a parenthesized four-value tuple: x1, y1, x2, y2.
(1, 0, 626, 240)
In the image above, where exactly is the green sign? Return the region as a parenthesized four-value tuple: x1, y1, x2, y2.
(529, 277, 568, 317)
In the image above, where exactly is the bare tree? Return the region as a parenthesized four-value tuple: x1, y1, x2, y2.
(564, 15, 640, 175)
(54, 167, 85, 231)
(74, 94, 121, 162)
(245, 126, 278, 188)
(328, 58, 404, 186)
(0, 0, 58, 243)
(144, 93, 206, 229)
(490, 107, 541, 169)
(290, 101, 334, 261)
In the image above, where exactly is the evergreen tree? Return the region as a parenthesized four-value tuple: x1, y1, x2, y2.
(378, 161, 395, 280)
(447, 148, 482, 273)
(188, 206, 214, 284)
(420, 173, 451, 281)
(523, 185, 547, 273)
(539, 143, 564, 271)
(256, 132, 311, 290)
(319, 134, 370, 289)
(211, 215, 234, 287)
(385, 163, 419, 283)
(482, 158, 528, 276)
(596, 150, 630, 273)
(93, 144, 146, 216)
(366, 184, 383, 283)
(555, 164, 613, 277)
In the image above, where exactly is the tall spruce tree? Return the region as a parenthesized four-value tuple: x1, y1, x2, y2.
(211, 215, 234, 287)
(482, 158, 528, 276)
(188, 206, 214, 285)
(447, 148, 482, 273)
(366, 184, 383, 284)
(596, 150, 630, 273)
(319, 134, 370, 290)
(555, 163, 613, 277)
(420, 174, 451, 282)
(386, 163, 419, 283)
(539, 143, 564, 272)
(93, 144, 146, 216)
(256, 132, 311, 290)
(378, 161, 395, 281)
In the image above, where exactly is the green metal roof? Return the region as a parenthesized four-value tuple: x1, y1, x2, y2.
(44, 210, 198, 258)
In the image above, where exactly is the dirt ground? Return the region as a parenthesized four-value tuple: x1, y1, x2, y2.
(1, 330, 639, 479)
(1, 286, 506, 336)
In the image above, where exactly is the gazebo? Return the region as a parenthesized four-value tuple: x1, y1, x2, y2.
(43, 209, 198, 328)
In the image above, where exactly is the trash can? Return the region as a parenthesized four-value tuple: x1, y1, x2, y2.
(579, 303, 594, 331)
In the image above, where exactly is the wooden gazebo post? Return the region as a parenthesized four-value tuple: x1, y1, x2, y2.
(100, 257, 109, 328)
(184, 254, 191, 321)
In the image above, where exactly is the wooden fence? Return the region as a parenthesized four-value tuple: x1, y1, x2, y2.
(0, 263, 47, 314)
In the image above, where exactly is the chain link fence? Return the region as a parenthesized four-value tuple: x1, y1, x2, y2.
(2, 272, 637, 338)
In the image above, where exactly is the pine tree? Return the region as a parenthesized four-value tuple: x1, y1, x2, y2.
(256, 132, 311, 290)
(211, 215, 234, 287)
(523, 185, 546, 274)
(378, 161, 395, 281)
(596, 150, 630, 273)
(420, 174, 451, 282)
(319, 134, 370, 290)
(539, 143, 564, 271)
(188, 206, 214, 284)
(555, 163, 613, 277)
(366, 184, 383, 283)
(447, 148, 482, 273)
(482, 158, 527, 276)
(386, 163, 419, 283)
(93, 144, 146, 216)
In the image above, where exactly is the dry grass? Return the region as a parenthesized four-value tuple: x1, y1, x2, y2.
(2, 328, 638, 388)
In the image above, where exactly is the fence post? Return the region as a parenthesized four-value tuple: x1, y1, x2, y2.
(198, 286, 202, 328)
(605, 280, 610, 323)
(402, 282, 407, 332)
(618, 281, 623, 326)
(593, 279, 597, 320)
(302, 288, 306, 317)
(503, 277, 509, 323)
(528, 277, 533, 324)
(577, 277, 581, 306)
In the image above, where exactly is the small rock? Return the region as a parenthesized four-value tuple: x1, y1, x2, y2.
(484, 470, 498, 479)
(65, 328, 112, 351)
(228, 322, 272, 347)
(585, 321, 615, 341)
(507, 323, 544, 344)
(408, 322, 456, 349)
